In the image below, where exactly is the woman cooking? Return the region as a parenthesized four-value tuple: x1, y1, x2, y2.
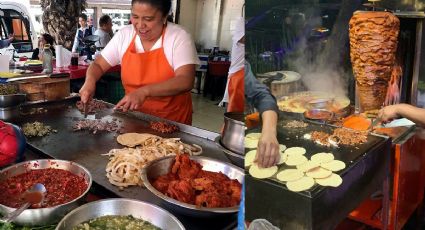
(79, 0, 199, 124)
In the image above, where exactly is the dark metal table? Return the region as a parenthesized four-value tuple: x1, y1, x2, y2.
(245, 119, 391, 230)
(13, 98, 238, 230)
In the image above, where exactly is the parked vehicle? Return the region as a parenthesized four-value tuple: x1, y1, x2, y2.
(0, 0, 37, 57)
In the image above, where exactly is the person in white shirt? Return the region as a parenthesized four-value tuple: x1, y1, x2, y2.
(94, 15, 113, 49)
(72, 13, 95, 55)
(79, 0, 199, 125)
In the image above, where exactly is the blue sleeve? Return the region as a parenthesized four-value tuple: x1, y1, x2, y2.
(244, 62, 279, 115)
(0, 39, 11, 49)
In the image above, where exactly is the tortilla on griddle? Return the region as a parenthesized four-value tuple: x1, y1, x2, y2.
(286, 154, 308, 166)
(311, 152, 334, 164)
(277, 169, 304, 182)
(286, 176, 315, 192)
(246, 132, 262, 140)
(321, 160, 346, 172)
(315, 173, 343, 187)
(249, 164, 278, 179)
(284, 147, 306, 156)
(306, 167, 332, 179)
(245, 137, 259, 149)
(117, 133, 157, 147)
(245, 150, 257, 167)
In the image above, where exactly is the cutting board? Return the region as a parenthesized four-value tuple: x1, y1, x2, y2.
(17, 77, 70, 101)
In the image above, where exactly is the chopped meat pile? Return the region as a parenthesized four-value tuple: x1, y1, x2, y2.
(153, 154, 241, 208)
(329, 128, 368, 146)
(73, 119, 120, 134)
(76, 99, 108, 114)
(310, 131, 331, 147)
(283, 120, 308, 128)
(349, 12, 400, 111)
(149, 121, 179, 134)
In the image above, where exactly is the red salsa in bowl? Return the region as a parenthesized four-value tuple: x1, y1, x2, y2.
(0, 168, 88, 208)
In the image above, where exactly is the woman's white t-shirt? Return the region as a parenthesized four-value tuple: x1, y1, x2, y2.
(101, 23, 200, 71)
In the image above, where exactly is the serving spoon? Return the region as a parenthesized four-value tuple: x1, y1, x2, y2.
(1, 183, 47, 223)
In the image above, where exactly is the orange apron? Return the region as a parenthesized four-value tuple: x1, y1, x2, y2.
(227, 68, 244, 112)
(121, 27, 192, 124)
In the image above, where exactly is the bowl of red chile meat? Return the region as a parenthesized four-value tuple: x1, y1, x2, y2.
(0, 159, 92, 226)
(141, 154, 244, 217)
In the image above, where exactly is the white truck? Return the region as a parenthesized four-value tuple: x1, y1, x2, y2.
(0, 0, 37, 57)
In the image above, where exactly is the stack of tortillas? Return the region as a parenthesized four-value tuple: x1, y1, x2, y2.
(246, 145, 346, 192)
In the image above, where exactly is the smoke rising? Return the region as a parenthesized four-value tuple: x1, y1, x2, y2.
(284, 2, 359, 99)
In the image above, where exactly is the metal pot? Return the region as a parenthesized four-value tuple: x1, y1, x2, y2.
(215, 136, 244, 168)
(221, 112, 245, 155)
(0, 159, 92, 226)
(56, 199, 185, 230)
(141, 155, 244, 217)
(0, 106, 21, 121)
(0, 94, 26, 107)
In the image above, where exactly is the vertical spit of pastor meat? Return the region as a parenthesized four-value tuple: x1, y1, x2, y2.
(349, 11, 399, 111)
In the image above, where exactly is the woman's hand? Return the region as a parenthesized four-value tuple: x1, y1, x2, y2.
(255, 131, 280, 168)
(79, 80, 96, 104)
(115, 87, 149, 112)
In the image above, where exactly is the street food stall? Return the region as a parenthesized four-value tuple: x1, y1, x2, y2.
(0, 96, 242, 229)
(245, 1, 425, 229)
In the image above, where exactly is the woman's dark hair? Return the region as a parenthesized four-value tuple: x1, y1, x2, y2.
(131, 0, 171, 17)
(99, 15, 112, 27)
(79, 13, 88, 21)
(42, 33, 54, 46)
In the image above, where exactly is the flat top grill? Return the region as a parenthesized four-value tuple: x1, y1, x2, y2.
(12, 97, 237, 230)
(245, 118, 391, 229)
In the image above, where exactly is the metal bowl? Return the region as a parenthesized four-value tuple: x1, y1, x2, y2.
(56, 198, 185, 230)
(307, 98, 334, 110)
(0, 94, 26, 107)
(0, 106, 20, 121)
(215, 136, 244, 168)
(141, 156, 244, 217)
(303, 109, 334, 121)
(221, 112, 245, 155)
(0, 159, 92, 226)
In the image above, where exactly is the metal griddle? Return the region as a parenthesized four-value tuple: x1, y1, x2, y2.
(12, 97, 237, 230)
(245, 118, 391, 230)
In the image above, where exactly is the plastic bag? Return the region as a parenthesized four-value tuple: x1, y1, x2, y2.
(248, 219, 280, 230)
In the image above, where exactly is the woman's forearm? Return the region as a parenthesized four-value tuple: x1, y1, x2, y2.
(86, 60, 107, 85)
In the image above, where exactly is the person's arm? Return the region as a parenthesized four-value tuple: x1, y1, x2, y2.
(379, 103, 425, 127)
(72, 29, 79, 53)
(245, 62, 279, 114)
(256, 110, 279, 167)
(245, 62, 280, 168)
(115, 64, 195, 111)
(79, 55, 112, 103)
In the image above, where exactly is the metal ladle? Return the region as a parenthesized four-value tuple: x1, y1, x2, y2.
(1, 183, 47, 223)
